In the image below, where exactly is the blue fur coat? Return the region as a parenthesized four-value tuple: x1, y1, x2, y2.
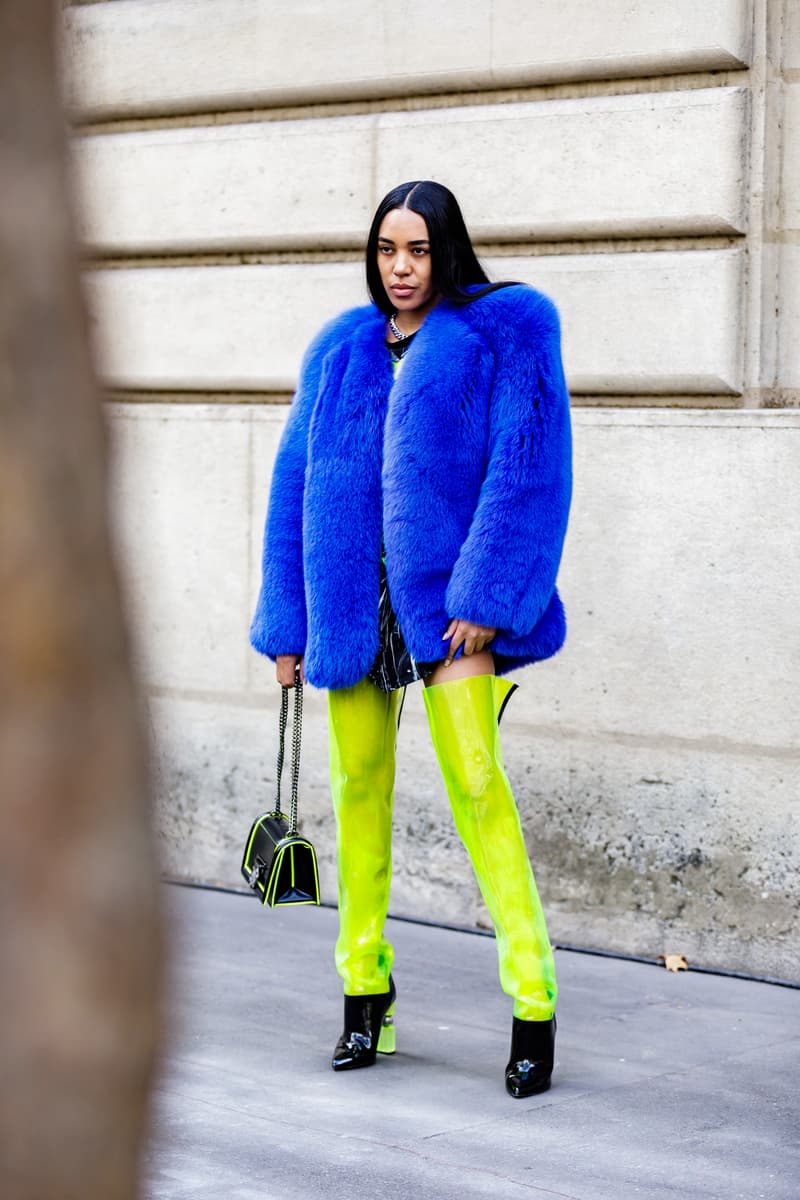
(250, 284, 572, 690)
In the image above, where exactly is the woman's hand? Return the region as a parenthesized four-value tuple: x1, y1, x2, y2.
(442, 619, 496, 667)
(276, 654, 304, 687)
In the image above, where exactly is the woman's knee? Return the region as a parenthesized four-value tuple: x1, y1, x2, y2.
(333, 738, 396, 791)
(440, 743, 497, 802)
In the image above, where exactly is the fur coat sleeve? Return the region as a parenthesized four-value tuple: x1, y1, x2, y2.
(249, 309, 366, 659)
(248, 355, 315, 659)
(445, 293, 572, 638)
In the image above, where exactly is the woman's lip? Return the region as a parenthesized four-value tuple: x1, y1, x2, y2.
(391, 285, 415, 295)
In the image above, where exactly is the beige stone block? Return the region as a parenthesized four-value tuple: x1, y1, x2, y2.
(778, 244, 800, 387)
(377, 89, 748, 240)
(74, 117, 375, 254)
(61, 0, 488, 118)
(527, 408, 800, 748)
(783, 0, 800, 70)
(108, 403, 253, 691)
(520, 249, 744, 393)
(781, 83, 800, 231)
(490, 0, 751, 80)
(85, 262, 366, 392)
(86, 248, 744, 395)
(74, 89, 747, 253)
(61, 0, 750, 120)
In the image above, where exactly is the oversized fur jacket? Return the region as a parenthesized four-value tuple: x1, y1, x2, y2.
(250, 284, 573, 690)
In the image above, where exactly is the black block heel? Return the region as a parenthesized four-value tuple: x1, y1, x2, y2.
(331, 976, 397, 1071)
(505, 1015, 556, 1098)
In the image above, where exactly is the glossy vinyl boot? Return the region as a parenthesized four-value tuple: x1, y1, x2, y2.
(331, 976, 397, 1071)
(423, 675, 557, 1096)
(423, 675, 557, 1022)
(328, 680, 401, 998)
(505, 1015, 556, 1098)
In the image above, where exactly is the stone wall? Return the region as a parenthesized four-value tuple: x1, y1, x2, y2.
(62, 0, 800, 978)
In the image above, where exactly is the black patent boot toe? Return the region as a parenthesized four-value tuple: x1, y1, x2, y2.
(505, 1015, 556, 1098)
(331, 976, 396, 1071)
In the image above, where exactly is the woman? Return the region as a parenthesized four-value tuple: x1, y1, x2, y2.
(250, 180, 572, 1098)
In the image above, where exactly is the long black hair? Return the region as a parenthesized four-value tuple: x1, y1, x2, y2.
(365, 180, 514, 316)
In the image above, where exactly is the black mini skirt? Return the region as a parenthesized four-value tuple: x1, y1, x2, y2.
(367, 555, 439, 692)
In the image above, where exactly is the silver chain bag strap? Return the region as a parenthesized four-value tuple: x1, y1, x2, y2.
(241, 664, 320, 906)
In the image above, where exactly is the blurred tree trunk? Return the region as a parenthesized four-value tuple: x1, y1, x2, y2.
(0, 4, 162, 1198)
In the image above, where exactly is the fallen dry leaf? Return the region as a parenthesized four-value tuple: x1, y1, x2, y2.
(658, 954, 689, 972)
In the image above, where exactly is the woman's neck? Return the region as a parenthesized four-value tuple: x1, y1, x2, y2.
(389, 293, 440, 339)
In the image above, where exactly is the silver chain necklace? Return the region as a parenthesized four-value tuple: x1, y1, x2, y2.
(389, 313, 414, 341)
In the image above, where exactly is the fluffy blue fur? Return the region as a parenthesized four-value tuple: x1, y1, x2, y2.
(250, 285, 573, 690)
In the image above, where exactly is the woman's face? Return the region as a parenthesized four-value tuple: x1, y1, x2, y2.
(376, 207, 437, 318)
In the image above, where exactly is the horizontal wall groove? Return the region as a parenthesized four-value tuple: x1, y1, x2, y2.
(106, 390, 800, 411)
(759, 390, 800, 408)
(85, 235, 745, 271)
(140, 683, 800, 764)
(103, 390, 746, 409)
(572, 392, 798, 410)
(70, 68, 750, 134)
(569, 394, 742, 408)
(105, 390, 293, 406)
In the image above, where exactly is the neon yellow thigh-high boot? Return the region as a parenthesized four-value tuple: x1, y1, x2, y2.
(423, 675, 557, 1023)
(328, 678, 399, 1068)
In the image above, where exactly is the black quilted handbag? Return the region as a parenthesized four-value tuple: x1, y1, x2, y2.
(241, 665, 320, 907)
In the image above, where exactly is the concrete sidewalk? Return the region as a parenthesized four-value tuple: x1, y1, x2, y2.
(145, 885, 798, 1200)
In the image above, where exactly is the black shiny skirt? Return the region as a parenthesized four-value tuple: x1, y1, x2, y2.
(367, 556, 439, 692)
